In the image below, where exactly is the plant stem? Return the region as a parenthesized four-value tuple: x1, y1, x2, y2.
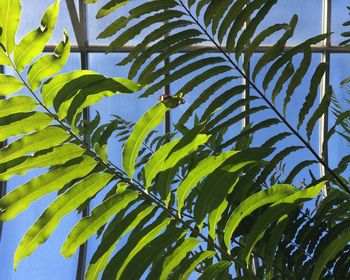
(177, 0, 350, 195)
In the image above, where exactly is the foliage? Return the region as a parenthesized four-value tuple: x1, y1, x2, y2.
(0, 0, 349, 279)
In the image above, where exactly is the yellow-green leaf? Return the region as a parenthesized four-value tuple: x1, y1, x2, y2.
(61, 190, 138, 258)
(0, 95, 37, 118)
(0, 156, 97, 221)
(122, 102, 169, 178)
(0, 126, 69, 164)
(177, 151, 238, 214)
(0, 111, 52, 142)
(0, 143, 84, 181)
(14, 0, 60, 71)
(28, 30, 70, 90)
(14, 172, 113, 269)
(0, 0, 21, 54)
(0, 74, 25, 96)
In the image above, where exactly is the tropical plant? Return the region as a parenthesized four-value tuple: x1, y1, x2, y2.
(0, 0, 349, 279)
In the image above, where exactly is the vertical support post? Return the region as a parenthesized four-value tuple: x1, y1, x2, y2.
(0, 65, 5, 243)
(76, 1, 89, 279)
(164, 13, 171, 136)
(242, 2, 251, 129)
(320, 0, 331, 197)
(243, 63, 251, 128)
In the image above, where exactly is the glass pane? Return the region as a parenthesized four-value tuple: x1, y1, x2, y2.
(256, 0, 322, 45)
(329, 54, 350, 170)
(331, 0, 349, 45)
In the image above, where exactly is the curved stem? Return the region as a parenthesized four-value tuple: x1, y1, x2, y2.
(176, 0, 350, 195)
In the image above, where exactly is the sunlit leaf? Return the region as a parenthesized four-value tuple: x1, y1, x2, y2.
(0, 95, 37, 117)
(61, 190, 138, 257)
(28, 30, 70, 90)
(0, 74, 25, 96)
(14, 0, 60, 71)
(0, 156, 97, 221)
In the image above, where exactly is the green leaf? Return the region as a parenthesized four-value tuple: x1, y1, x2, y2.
(61, 190, 138, 257)
(103, 217, 172, 279)
(106, 10, 185, 52)
(121, 226, 186, 280)
(194, 148, 271, 224)
(235, 0, 278, 60)
(122, 102, 169, 178)
(85, 204, 155, 280)
(52, 74, 106, 113)
(129, 0, 178, 18)
(271, 62, 294, 104)
(141, 57, 226, 98)
(306, 85, 332, 141)
(0, 95, 37, 118)
(224, 184, 298, 249)
(0, 111, 52, 142)
(178, 76, 236, 125)
(226, 0, 268, 52)
(65, 77, 140, 124)
(298, 63, 327, 129)
(0, 143, 84, 181)
(97, 16, 130, 39)
(96, 0, 129, 18)
(0, 74, 25, 96)
(178, 251, 216, 280)
(210, 1, 233, 35)
(262, 33, 329, 89)
(254, 146, 304, 187)
(41, 70, 97, 106)
(144, 139, 181, 189)
(242, 181, 326, 265)
(129, 31, 205, 80)
(0, 156, 97, 221)
(0, 126, 69, 165)
(177, 151, 238, 214)
(201, 85, 246, 122)
(217, 0, 249, 43)
(285, 160, 317, 184)
(160, 238, 200, 280)
(196, 0, 210, 16)
(282, 47, 311, 114)
(311, 231, 350, 280)
(141, 47, 215, 85)
(118, 20, 193, 66)
(198, 261, 231, 280)
(0, 48, 11, 66)
(28, 30, 70, 90)
(14, 172, 113, 269)
(244, 23, 289, 70)
(265, 215, 289, 280)
(208, 199, 228, 240)
(221, 118, 280, 149)
(14, 0, 60, 72)
(94, 143, 108, 162)
(0, 0, 21, 54)
(252, 15, 298, 80)
(174, 64, 232, 98)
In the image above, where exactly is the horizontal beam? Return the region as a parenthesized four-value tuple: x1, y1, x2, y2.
(43, 44, 350, 53)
